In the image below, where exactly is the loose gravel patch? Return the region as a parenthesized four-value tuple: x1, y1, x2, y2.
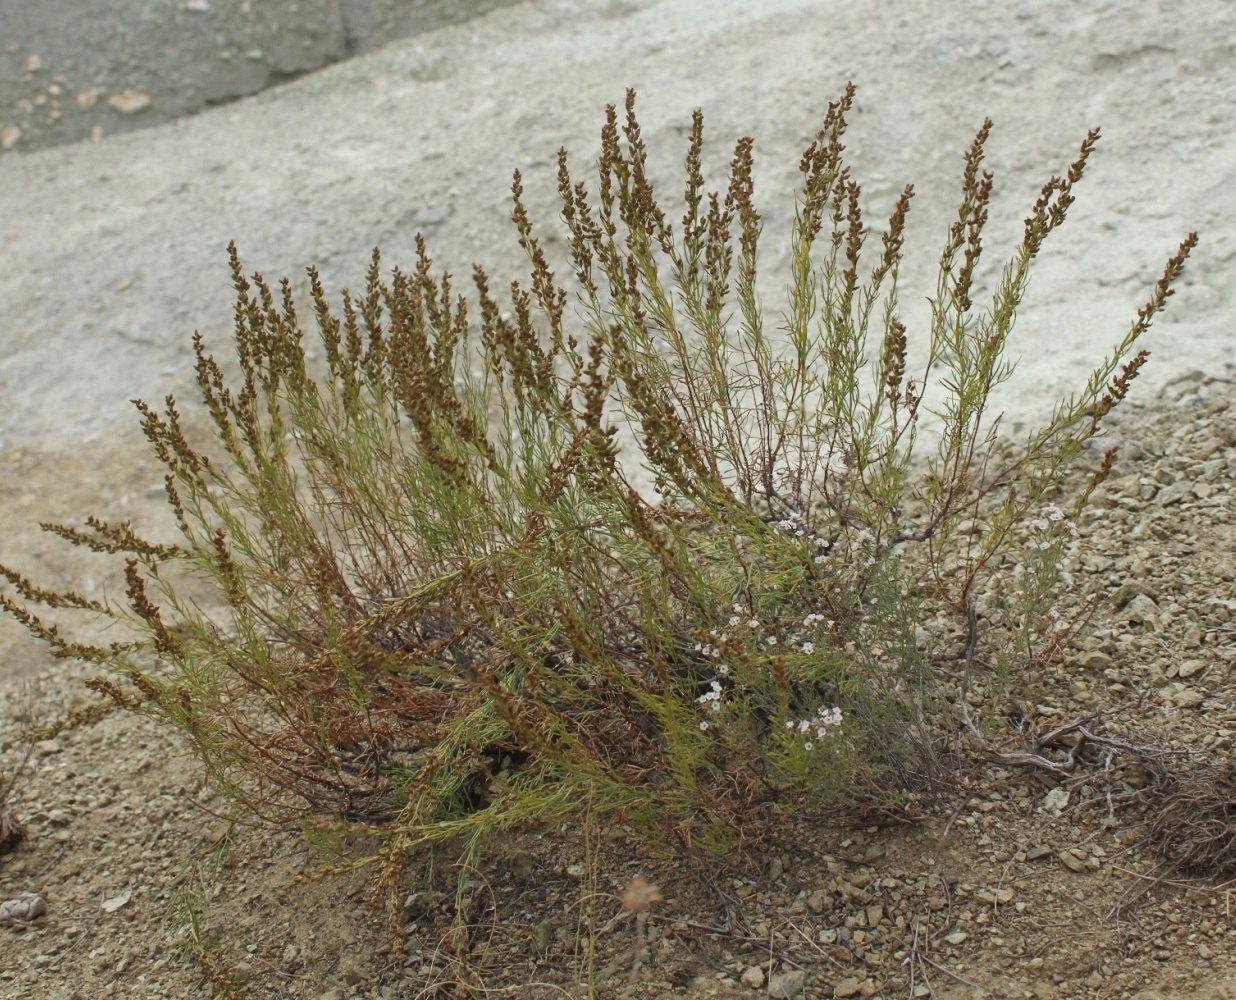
(0, 375, 1233, 998)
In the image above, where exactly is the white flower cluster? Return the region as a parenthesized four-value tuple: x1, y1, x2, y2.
(697, 679, 724, 713)
(786, 706, 844, 750)
(776, 508, 807, 536)
(697, 604, 782, 652)
(1026, 502, 1079, 549)
(772, 509, 832, 564)
(789, 612, 835, 653)
(693, 606, 845, 735)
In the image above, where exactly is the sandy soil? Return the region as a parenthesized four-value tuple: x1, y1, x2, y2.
(1, 1, 1234, 997)
(0, 376, 1232, 999)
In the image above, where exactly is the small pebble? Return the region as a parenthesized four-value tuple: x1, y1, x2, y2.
(740, 965, 765, 988)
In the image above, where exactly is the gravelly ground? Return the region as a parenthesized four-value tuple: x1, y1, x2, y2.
(1, 2, 1234, 997)
(0, 375, 1231, 999)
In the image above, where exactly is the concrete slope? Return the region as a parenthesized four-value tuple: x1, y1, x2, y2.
(0, 0, 1231, 453)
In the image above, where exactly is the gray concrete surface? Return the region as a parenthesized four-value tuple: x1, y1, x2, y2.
(0, 0, 1230, 457)
(0, 0, 523, 152)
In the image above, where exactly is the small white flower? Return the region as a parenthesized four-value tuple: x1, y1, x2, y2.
(803, 741, 814, 751)
(699, 721, 709, 731)
(717, 663, 730, 676)
(728, 615, 741, 627)
(800, 642, 814, 654)
(766, 636, 777, 646)
(748, 618, 760, 629)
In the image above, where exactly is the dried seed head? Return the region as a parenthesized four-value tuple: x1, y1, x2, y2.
(621, 874, 663, 913)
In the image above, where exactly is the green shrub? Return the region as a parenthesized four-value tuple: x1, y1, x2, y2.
(1, 85, 1194, 918)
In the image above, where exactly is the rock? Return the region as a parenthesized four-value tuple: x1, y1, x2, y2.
(506, 849, 533, 876)
(1042, 787, 1069, 814)
(865, 903, 883, 928)
(0, 125, 20, 150)
(1177, 659, 1206, 678)
(108, 92, 153, 115)
(1026, 844, 1054, 861)
(565, 863, 586, 878)
(1116, 593, 1159, 625)
(1057, 851, 1086, 873)
(767, 970, 806, 997)
(401, 891, 431, 920)
(740, 965, 765, 988)
(833, 978, 862, 998)
(1154, 481, 1192, 506)
(944, 930, 968, 945)
(532, 918, 555, 952)
(1173, 687, 1206, 708)
(101, 887, 132, 912)
(806, 889, 831, 914)
(1111, 581, 1158, 608)
(0, 892, 47, 923)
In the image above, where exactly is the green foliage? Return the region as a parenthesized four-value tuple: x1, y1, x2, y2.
(1, 86, 1195, 917)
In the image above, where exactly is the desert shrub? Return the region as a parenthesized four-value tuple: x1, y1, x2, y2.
(1, 86, 1194, 915)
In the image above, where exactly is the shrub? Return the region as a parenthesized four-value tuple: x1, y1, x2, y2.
(1, 85, 1194, 924)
